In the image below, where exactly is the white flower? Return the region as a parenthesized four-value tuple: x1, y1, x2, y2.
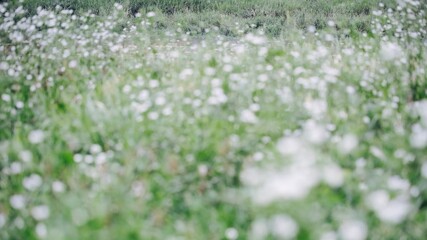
(245, 33, 266, 45)
(28, 130, 45, 144)
(90, 144, 102, 154)
(250, 219, 269, 239)
(95, 153, 107, 165)
(413, 100, 427, 124)
(7, 162, 21, 175)
(198, 165, 208, 177)
(204, 67, 216, 76)
(304, 99, 327, 118)
(23, 174, 43, 191)
(323, 164, 344, 187)
(147, 12, 156, 18)
(15, 101, 24, 109)
(372, 10, 382, 16)
(253, 152, 264, 161)
(148, 112, 159, 120)
(73, 154, 83, 163)
(63, 49, 70, 58)
(240, 109, 258, 124)
(370, 146, 386, 160)
(138, 90, 150, 101)
(339, 134, 358, 154)
(307, 25, 316, 33)
(376, 198, 412, 224)
(162, 107, 173, 116)
(68, 60, 77, 68)
(276, 137, 303, 156)
(52, 181, 65, 193)
(339, 220, 367, 240)
(10, 195, 26, 209)
(84, 155, 94, 164)
(9, 31, 24, 42)
(240, 167, 263, 186)
(20, 150, 32, 162)
(225, 228, 239, 240)
(122, 85, 132, 94)
(36, 223, 47, 238)
(387, 176, 410, 191)
(31, 205, 50, 221)
(155, 96, 166, 106)
(365, 191, 412, 224)
(222, 64, 233, 72)
(410, 124, 427, 149)
(110, 45, 121, 52)
(14, 217, 25, 229)
(114, 3, 123, 10)
(208, 88, 228, 105)
(365, 190, 389, 210)
(380, 42, 403, 61)
(270, 215, 299, 239)
(179, 68, 193, 79)
(1, 94, 11, 102)
(131, 181, 145, 197)
(303, 120, 329, 144)
(251, 167, 320, 204)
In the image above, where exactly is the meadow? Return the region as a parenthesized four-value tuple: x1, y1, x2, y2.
(12, 0, 397, 36)
(0, 0, 427, 239)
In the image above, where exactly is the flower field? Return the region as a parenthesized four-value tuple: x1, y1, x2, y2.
(0, 1, 427, 239)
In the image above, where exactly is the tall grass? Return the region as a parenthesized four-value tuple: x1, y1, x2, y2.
(14, 0, 397, 36)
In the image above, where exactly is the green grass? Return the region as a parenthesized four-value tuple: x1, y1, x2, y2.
(12, 0, 398, 36)
(1, 1, 427, 240)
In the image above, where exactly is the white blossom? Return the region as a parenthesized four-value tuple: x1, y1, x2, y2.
(23, 174, 43, 191)
(339, 220, 367, 240)
(270, 215, 299, 239)
(240, 109, 258, 124)
(28, 130, 45, 144)
(225, 228, 239, 240)
(380, 42, 403, 61)
(10, 195, 26, 210)
(31, 205, 50, 221)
